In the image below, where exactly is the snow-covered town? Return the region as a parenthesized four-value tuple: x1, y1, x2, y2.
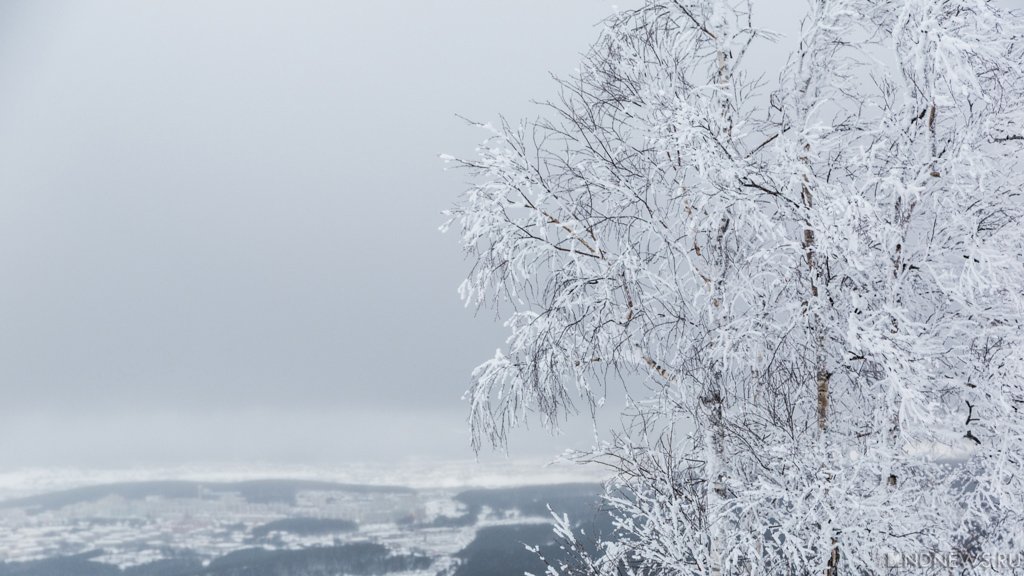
(0, 472, 605, 576)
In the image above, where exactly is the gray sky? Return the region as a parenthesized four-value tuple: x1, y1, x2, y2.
(14, 0, 1009, 468)
(0, 0, 644, 468)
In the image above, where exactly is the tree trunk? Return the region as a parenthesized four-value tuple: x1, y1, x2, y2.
(705, 382, 726, 576)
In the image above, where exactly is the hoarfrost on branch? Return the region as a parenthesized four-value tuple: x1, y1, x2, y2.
(445, 1, 1024, 574)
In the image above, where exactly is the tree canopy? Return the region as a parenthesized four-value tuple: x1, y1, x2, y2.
(446, 1, 1024, 574)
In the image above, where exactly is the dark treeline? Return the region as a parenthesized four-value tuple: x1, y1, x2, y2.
(249, 517, 358, 540)
(0, 544, 429, 576)
(0, 480, 414, 512)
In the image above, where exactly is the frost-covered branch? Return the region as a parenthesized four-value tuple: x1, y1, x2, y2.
(445, 0, 1024, 573)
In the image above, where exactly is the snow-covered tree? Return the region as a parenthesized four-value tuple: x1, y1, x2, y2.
(445, 1, 1024, 574)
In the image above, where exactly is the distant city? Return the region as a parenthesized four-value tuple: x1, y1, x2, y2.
(0, 463, 611, 576)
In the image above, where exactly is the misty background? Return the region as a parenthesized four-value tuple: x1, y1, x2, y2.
(0, 1, 647, 468)
(11, 0, 1008, 469)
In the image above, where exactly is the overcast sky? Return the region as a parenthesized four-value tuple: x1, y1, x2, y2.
(8, 0, 1016, 469)
(0, 0, 655, 468)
